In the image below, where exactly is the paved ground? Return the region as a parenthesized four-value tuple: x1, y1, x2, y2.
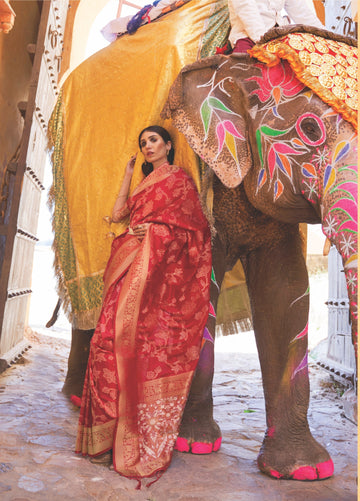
(0, 328, 357, 501)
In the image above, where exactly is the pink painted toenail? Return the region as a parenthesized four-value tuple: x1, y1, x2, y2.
(316, 459, 334, 479)
(291, 466, 317, 480)
(174, 437, 190, 452)
(191, 442, 213, 454)
(70, 395, 81, 407)
(213, 437, 222, 451)
(269, 469, 283, 479)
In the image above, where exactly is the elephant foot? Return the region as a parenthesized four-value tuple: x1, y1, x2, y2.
(257, 431, 334, 480)
(175, 411, 222, 454)
(62, 328, 93, 398)
(62, 380, 84, 399)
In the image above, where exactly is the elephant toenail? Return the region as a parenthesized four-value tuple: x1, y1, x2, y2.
(191, 442, 213, 454)
(269, 469, 283, 479)
(291, 466, 317, 480)
(316, 459, 334, 479)
(213, 437, 222, 451)
(174, 437, 190, 452)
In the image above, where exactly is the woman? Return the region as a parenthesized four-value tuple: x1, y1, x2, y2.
(228, 0, 324, 53)
(75, 126, 212, 485)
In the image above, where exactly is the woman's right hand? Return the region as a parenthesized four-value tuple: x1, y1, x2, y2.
(132, 223, 149, 242)
(125, 154, 137, 176)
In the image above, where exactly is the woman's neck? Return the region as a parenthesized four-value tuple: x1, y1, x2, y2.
(153, 159, 169, 169)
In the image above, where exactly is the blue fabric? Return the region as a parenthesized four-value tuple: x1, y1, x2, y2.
(127, 1, 161, 34)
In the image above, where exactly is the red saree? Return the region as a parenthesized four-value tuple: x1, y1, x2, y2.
(75, 163, 211, 480)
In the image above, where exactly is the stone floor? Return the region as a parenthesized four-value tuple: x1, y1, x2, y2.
(0, 329, 357, 501)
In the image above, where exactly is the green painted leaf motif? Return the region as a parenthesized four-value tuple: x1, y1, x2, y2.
(256, 129, 263, 167)
(200, 99, 212, 137)
(260, 125, 288, 137)
(244, 409, 256, 413)
(208, 96, 233, 114)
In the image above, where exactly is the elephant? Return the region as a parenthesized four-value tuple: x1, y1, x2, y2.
(59, 24, 358, 482)
(159, 27, 358, 480)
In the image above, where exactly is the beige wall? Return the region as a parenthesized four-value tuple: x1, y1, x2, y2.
(0, 1, 40, 172)
(60, 0, 111, 84)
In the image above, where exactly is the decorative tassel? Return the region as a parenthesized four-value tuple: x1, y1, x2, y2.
(146, 469, 165, 488)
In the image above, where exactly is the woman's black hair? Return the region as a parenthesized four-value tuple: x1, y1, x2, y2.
(138, 125, 175, 176)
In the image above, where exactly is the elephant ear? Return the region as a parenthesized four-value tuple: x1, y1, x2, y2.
(162, 55, 252, 188)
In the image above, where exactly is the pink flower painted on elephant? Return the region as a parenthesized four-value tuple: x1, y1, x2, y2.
(248, 61, 305, 111)
(216, 120, 245, 160)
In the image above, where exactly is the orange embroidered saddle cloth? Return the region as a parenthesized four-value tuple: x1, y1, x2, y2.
(249, 27, 358, 131)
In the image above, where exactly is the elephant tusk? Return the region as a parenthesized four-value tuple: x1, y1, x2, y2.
(323, 237, 331, 256)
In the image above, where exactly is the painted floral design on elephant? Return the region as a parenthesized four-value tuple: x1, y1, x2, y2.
(246, 61, 320, 201)
(289, 288, 310, 379)
(301, 137, 358, 303)
(247, 58, 358, 333)
(247, 60, 305, 118)
(255, 124, 309, 200)
(198, 61, 247, 173)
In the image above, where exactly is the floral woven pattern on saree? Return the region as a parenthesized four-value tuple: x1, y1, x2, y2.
(75, 164, 211, 480)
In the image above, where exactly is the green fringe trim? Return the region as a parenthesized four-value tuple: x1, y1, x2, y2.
(199, 0, 230, 59)
(47, 90, 103, 329)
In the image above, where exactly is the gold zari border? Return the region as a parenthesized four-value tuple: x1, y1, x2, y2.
(75, 419, 116, 456)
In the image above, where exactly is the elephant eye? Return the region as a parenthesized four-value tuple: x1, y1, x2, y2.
(296, 113, 326, 146)
(300, 118, 321, 141)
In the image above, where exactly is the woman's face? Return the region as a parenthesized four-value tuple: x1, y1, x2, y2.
(140, 131, 171, 168)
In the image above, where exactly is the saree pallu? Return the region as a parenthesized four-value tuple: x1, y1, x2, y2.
(75, 163, 211, 480)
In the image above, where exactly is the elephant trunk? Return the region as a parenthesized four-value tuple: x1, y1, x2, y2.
(319, 141, 358, 352)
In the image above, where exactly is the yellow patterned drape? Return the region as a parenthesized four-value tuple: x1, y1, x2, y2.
(48, 0, 230, 328)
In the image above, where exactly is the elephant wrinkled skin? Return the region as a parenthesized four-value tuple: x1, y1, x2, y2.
(161, 44, 357, 480)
